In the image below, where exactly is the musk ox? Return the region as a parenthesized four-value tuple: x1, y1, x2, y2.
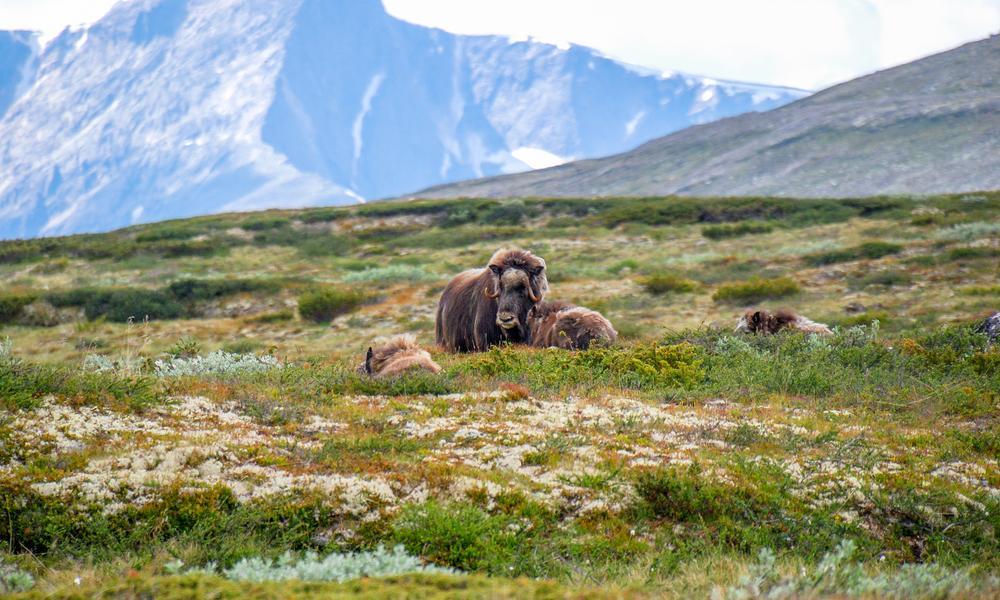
(361, 334, 441, 378)
(526, 300, 618, 350)
(435, 248, 548, 352)
(976, 311, 1000, 346)
(735, 308, 833, 336)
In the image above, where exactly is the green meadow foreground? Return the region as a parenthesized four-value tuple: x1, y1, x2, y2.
(1, 194, 998, 598)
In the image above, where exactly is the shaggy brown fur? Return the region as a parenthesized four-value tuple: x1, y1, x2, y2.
(361, 335, 441, 378)
(436, 248, 548, 352)
(735, 308, 833, 336)
(527, 300, 618, 350)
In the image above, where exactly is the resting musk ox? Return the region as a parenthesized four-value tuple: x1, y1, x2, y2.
(361, 334, 441, 378)
(976, 311, 1000, 346)
(436, 248, 548, 352)
(527, 300, 618, 350)
(735, 308, 833, 336)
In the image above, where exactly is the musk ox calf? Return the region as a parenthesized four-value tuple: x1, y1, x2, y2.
(527, 300, 618, 350)
(735, 308, 833, 336)
(436, 248, 548, 352)
(361, 335, 441, 378)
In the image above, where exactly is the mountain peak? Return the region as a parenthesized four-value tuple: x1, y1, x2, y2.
(411, 35, 1000, 201)
(0, 1, 804, 238)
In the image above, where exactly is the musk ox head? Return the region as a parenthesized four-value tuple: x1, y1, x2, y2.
(734, 309, 765, 334)
(484, 249, 548, 340)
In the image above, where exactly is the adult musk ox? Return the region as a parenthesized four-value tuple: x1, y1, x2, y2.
(735, 308, 833, 336)
(361, 335, 441, 378)
(527, 300, 618, 350)
(436, 248, 548, 352)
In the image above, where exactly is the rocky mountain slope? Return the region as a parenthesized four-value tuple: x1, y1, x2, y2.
(414, 35, 1000, 200)
(0, 0, 804, 238)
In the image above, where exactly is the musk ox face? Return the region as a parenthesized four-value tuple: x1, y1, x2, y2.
(734, 310, 762, 333)
(436, 248, 548, 353)
(485, 255, 547, 342)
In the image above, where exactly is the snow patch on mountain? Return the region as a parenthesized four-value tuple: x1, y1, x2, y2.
(511, 147, 567, 170)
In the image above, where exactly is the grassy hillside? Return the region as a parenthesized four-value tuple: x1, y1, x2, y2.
(1, 193, 999, 598)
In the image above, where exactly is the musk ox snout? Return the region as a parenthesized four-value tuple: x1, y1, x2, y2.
(496, 311, 518, 329)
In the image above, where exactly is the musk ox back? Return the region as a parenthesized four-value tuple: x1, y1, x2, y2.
(735, 308, 833, 336)
(435, 248, 548, 352)
(361, 334, 441, 378)
(527, 300, 618, 350)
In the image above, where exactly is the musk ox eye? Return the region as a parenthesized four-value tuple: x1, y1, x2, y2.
(489, 265, 503, 276)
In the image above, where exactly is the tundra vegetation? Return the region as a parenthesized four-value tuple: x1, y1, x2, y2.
(0, 193, 999, 598)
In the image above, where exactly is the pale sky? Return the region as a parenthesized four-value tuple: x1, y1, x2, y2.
(2, 0, 998, 90)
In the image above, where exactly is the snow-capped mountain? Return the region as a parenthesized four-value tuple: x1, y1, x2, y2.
(0, 30, 38, 119)
(0, 0, 807, 238)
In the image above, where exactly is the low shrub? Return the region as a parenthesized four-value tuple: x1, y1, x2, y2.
(154, 351, 283, 377)
(181, 545, 457, 583)
(720, 540, 1000, 600)
(481, 200, 529, 225)
(241, 215, 290, 231)
(804, 241, 904, 266)
(945, 246, 1000, 261)
(298, 288, 365, 323)
(0, 560, 34, 593)
(638, 272, 697, 295)
(134, 223, 207, 242)
(247, 310, 294, 323)
(392, 502, 518, 572)
(712, 277, 801, 304)
(635, 464, 766, 522)
(848, 270, 913, 289)
(166, 278, 281, 302)
(0, 293, 37, 324)
(701, 221, 774, 240)
(463, 341, 704, 391)
(82, 288, 185, 322)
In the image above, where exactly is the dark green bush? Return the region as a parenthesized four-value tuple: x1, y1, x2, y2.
(44, 288, 104, 308)
(945, 246, 1000, 261)
(166, 278, 281, 302)
(638, 272, 698, 295)
(848, 270, 913, 289)
(712, 277, 801, 304)
(241, 215, 291, 231)
(83, 289, 185, 322)
(482, 200, 529, 225)
(298, 288, 365, 323)
(804, 241, 903, 266)
(392, 502, 518, 572)
(636, 464, 760, 522)
(0, 293, 37, 324)
(134, 223, 206, 242)
(701, 222, 774, 240)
